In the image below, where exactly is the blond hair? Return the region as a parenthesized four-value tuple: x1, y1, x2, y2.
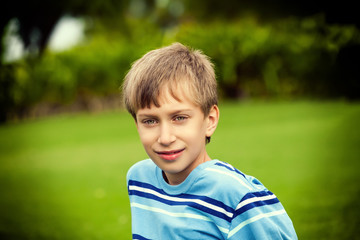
(122, 42, 217, 119)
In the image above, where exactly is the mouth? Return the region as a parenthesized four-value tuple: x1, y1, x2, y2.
(155, 148, 185, 161)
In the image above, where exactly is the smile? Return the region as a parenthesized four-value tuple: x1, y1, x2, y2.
(155, 148, 185, 161)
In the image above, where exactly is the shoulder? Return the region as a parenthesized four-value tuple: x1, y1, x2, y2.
(195, 161, 297, 238)
(188, 161, 262, 206)
(204, 162, 298, 239)
(126, 159, 156, 182)
(203, 160, 267, 192)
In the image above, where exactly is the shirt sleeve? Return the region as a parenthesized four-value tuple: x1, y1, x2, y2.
(227, 190, 297, 240)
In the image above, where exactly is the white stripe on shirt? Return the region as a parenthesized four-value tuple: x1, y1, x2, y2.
(129, 185, 234, 218)
(228, 209, 286, 238)
(131, 202, 212, 221)
(236, 194, 277, 210)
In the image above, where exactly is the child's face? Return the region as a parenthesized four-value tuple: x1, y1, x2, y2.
(135, 89, 218, 185)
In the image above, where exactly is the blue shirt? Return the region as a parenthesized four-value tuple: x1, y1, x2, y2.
(127, 159, 297, 239)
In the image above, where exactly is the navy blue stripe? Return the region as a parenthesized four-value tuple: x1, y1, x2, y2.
(241, 190, 274, 201)
(129, 189, 233, 222)
(128, 180, 165, 194)
(128, 180, 234, 213)
(133, 234, 151, 240)
(234, 196, 280, 218)
(214, 162, 246, 178)
(177, 193, 234, 213)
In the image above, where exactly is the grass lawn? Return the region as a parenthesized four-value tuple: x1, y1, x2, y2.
(0, 101, 359, 239)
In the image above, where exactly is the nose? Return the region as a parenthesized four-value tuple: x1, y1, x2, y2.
(157, 123, 176, 146)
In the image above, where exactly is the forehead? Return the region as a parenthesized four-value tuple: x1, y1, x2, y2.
(137, 85, 198, 113)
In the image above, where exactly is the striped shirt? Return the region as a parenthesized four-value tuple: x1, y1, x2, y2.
(127, 159, 297, 239)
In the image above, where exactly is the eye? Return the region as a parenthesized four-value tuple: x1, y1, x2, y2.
(142, 119, 158, 125)
(173, 115, 188, 122)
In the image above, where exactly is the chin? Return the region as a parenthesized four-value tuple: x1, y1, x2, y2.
(162, 164, 186, 175)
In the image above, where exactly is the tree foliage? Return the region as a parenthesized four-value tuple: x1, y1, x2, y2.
(1, 0, 360, 122)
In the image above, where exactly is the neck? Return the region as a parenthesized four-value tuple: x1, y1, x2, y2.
(163, 152, 211, 185)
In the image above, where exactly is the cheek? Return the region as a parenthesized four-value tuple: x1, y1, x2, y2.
(180, 123, 207, 144)
(137, 129, 154, 146)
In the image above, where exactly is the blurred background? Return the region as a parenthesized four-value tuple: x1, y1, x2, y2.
(0, 0, 359, 239)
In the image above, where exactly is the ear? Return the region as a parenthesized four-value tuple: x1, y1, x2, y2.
(206, 105, 220, 138)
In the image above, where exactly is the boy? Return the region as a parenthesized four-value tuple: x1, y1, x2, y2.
(123, 43, 297, 239)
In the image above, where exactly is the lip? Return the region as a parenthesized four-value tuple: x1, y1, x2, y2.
(155, 148, 185, 161)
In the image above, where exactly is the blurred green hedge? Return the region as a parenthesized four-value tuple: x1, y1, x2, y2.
(175, 16, 359, 99)
(1, 15, 359, 121)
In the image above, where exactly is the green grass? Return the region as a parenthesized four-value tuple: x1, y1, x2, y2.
(0, 101, 359, 239)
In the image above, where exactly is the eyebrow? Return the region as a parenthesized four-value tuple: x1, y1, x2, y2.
(137, 109, 194, 118)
